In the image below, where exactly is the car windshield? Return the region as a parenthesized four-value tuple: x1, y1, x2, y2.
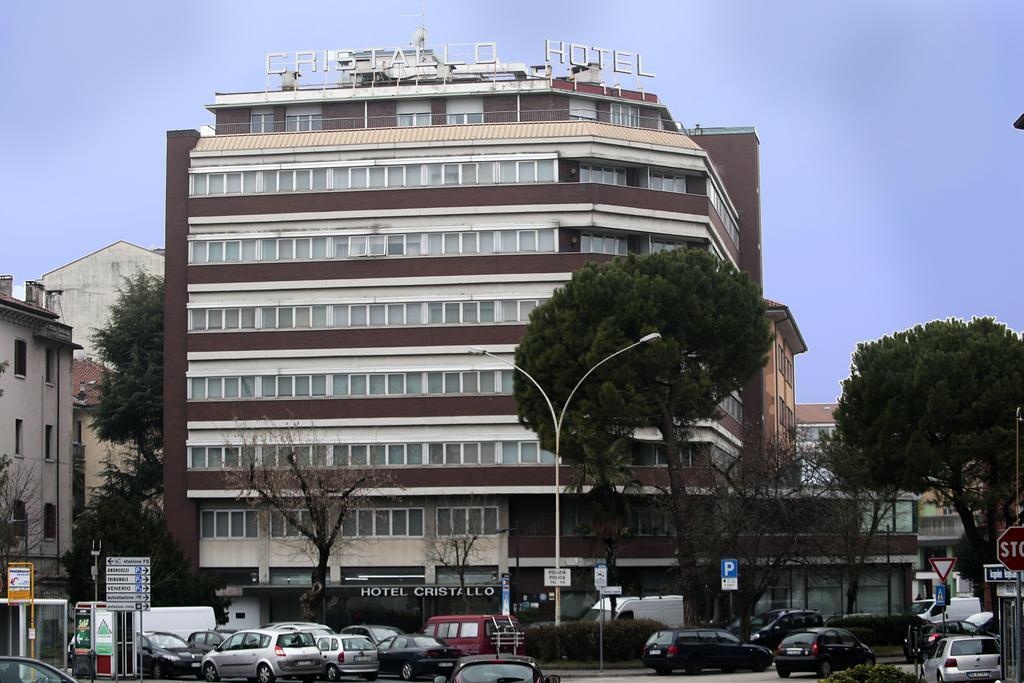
(911, 602, 932, 616)
(457, 663, 536, 683)
(408, 636, 443, 648)
(343, 638, 373, 651)
(780, 632, 816, 647)
(150, 634, 189, 649)
(371, 627, 401, 641)
(951, 640, 999, 656)
(646, 631, 675, 646)
(277, 633, 314, 648)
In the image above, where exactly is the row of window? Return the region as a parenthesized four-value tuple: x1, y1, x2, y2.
(777, 344, 795, 385)
(190, 159, 556, 196)
(188, 369, 515, 401)
(11, 419, 56, 460)
(562, 505, 674, 537)
(188, 440, 555, 470)
(189, 228, 558, 264)
(189, 298, 544, 332)
(721, 393, 744, 423)
(707, 181, 741, 245)
(10, 340, 58, 383)
(7, 500, 58, 540)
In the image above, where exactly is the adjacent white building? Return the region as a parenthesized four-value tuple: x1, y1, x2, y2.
(0, 276, 78, 595)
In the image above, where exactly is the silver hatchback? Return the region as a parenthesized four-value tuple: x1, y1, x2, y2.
(202, 629, 324, 683)
(316, 635, 378, 681)
(923, 636, 1001, 683)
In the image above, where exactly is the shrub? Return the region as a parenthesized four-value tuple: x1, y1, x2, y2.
(824, 664, 919, 683)
(845, 627, 878, 646)
(826, 615, 921, 645)
(523, 618, 665, 662)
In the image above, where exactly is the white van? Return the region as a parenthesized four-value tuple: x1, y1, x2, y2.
(911, 596, 981, 624)
(134, 606, 217, 638)
(616, 596, 684, 627)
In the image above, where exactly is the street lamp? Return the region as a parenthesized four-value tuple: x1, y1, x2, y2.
(469, 331, 661, 625)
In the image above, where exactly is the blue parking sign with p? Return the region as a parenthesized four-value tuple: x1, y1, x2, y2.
(722, 559, 739, 579)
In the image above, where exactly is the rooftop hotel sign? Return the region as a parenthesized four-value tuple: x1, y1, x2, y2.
(265, 40, 653, 78)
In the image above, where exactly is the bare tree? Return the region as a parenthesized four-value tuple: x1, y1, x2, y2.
(0, 456, 42, 593)
(426, 496, 498, 610)
(229, 427, 391, 622)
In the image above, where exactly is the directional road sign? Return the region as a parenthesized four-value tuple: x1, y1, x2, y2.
(106, 556, 151, 610)
(106, 557, 151, 566)
(106, 601, 150, 611)
(600, 586, 623, 596)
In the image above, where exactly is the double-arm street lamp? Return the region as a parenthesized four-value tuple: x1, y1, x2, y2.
(470, 332, 661, 625)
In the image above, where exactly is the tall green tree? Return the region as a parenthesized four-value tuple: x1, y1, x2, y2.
(512, 248, 772, 616)
(834, 317, 1024, 568)
(91, 272, 164, 501)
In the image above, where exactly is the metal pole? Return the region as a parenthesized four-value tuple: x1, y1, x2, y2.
(886, 524, 892, 615)
(1016, 570, 1022, 683)
(599, 594, 604, 673)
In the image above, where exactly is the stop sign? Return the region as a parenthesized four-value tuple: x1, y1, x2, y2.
(997, 526, 1024, 571)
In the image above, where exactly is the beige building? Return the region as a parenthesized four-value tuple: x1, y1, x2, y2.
(0, 277, 78, 595)
(40, 241, 163, 358)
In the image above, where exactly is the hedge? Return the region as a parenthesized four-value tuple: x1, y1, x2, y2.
(524, 619, 665, 662)
(823, 664, 919, 683)
(825, 614, 921, 645)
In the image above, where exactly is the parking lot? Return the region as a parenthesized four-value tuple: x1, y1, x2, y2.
(561, 662, 916, 683)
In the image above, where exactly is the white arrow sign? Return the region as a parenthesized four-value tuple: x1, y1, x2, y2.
(105, 567, 151, 575)
(106, 557, 151, 566)
(106, 601, 150, 611)
(106, 585, 151, 594)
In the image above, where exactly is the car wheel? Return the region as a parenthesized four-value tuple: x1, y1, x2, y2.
(400, 662, 414, 681)
(203, 663, 220, 683)
(153, 661, 165, 680)
(257, 663, 276, 683)
(776, 669, 790, 679)
(751, 655, 769, 673)
(326, 665, 340, 682)
(817, 659, 832, 678)
(684, 656, 702, 675)
(655, 668, 672, 676)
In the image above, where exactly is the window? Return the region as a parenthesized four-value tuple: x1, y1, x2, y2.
(649, 172, 687, 194)
(44, 349, 56, 384)
(397, 100, 431, 127)
(579, 164, 627, 186)
(44, 425, 53, 461)
(43, 503, 56, 539)
(12, 500, 25, 533)
(446, 98, 484, 125)
(580, 233, 628, 256)
(14, 420, 23, 456)
(569, 98, 597, 121)
(610, 103, 640, 127)
(14, 340, 26, 377)
(250, 111, 274, 133)
(286, 113, 322, 132)
(631, 507, 674, 536)
(200, 510, 258, 539)
(341, 508, 424, 537)
(435, 507, 499, 536)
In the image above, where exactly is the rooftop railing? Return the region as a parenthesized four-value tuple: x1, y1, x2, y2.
(212, 108, 683, 136)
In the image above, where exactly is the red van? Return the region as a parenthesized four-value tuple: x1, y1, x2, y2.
(421, 615, 525, 656)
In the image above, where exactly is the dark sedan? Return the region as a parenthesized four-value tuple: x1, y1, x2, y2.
(340, 625, 404, 647)
(642, 628, 773, 675)
(140, 632, 207, 679)
(377, 635, 461, 680)
(774, 628, 875, 678)
(187, 631, 234, 655)
(903, 620, 988, 662)
(431, 654, 560, 683)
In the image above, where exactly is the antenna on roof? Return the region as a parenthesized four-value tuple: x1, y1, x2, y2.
(408, 0, 427, 48)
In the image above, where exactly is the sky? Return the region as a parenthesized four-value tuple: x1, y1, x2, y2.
(1, 0, 1021, 404)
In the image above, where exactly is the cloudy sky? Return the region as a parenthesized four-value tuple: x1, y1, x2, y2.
(1, 0, 1020, 403)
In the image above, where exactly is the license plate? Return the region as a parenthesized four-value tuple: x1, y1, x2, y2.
(299, 660, 315, 666)
(786, 649, 804, 655)
(439, 663, 453, 668)
(354, 656, 369, 662)
(191, 663, 200, 668)
(649, 649, 661, 655)
(967, 673, 990, 679)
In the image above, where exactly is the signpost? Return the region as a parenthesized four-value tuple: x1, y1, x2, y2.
(106, 557, 150, 683)
(8, 562, 35, 657)
(500, 574, 510, 617)
(544, 568, 570, 588)
(594, 562, 610, 673)
(998, 527, 1024, 683)
(928, 555, 956, 666)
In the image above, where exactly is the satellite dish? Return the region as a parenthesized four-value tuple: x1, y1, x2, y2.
(412, 27, 427, 49)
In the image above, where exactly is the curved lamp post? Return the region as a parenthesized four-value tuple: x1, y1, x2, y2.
(469, 332, 661, 624)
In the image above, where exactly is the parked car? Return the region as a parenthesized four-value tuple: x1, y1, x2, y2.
(903, 620, 988, 662)
(0, 656, 77, 683)
(316, 634, 378, 681)
(742, 609, 824, 651)
(376, 635, 461, 681)
(773, 628, 875, 678)
(421, 615, 524, 656)
(642, 628, 773, 675)
(188, 631, 234, 654)
(201, 629, 323, 683)
(140, 631, 207, 679)
(140, 607, 218, 640)
(265, 623, 335, 635)
(922, 636, 1001, 683)
(431, 654, 560, 683)
(965, 611, 996, 634)
(339, 625, 404, 647)
(912, 597, 983, 624)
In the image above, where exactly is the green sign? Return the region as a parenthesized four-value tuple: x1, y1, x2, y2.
(74, 610, 91, 651)
(95, 610, 113, 656)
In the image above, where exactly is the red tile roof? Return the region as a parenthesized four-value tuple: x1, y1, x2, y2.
(72, 358, 106, 407)
(796, 402, 839, 425)
(0, 292, 58, 319)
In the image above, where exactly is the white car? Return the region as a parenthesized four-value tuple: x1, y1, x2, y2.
(922, 636, 1000, 683)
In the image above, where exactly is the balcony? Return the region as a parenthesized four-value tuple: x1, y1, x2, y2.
(212, 108, 681, 136)
(918, 514, 965, 541)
